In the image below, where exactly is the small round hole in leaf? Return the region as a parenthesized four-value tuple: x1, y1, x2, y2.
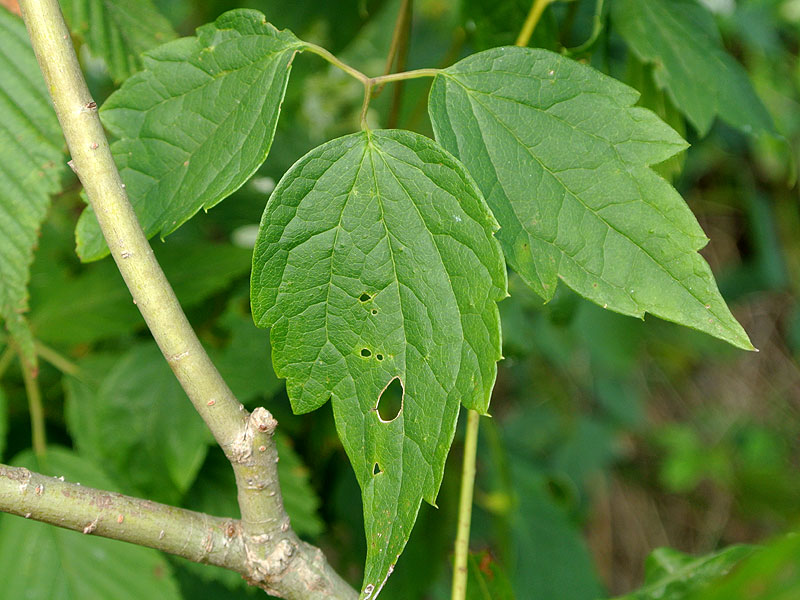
(371, 309, 378, 315)
(359, 293, 371, 302)
(361, 348, 372, 358)
(376, 354, 384, 361)
(377, 377, 403, 422)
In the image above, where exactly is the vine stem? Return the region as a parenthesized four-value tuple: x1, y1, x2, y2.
(15, 1, 355, 598)
(516, 0, 553, 47)
(451, 409, 481, 600)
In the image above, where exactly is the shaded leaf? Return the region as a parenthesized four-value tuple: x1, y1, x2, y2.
(611, 0, 775, 137)
(615, 546, 755, 600)
(428, 47, 753, 350)
(60, 0, 176, 83)
(0, 8, 66, 365)
(467, 551, 515, 600)
(32, 240, 250, 345)
(0, 447, 182, 600)
(64, 345, 212, 504)
(76, 9, 306, 260)
(251, 129, 506, 594)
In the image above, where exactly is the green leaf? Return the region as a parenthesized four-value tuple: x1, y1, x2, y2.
(0, 447, 182, 600)
(251, 129, 506, 594)
(428, 47, 753, 350)
(611, 0, 775, 137)
(614, 546, 755, 600)
(0, 8, 66, 365)
(466, 551, 515, 600)
(75, 9, 306, 261)
(64, 344, 212, 503)
(32, 240, 251, 345)
(60, 0, 176, 83)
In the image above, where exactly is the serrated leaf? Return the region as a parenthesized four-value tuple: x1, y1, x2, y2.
(64, 344, 212, 504)
(76, 9, 306, 261)
(466, 551, 515, 600)
(60, 0, 176, 83)
(428, 47, 753, 350)
(611, 0, 775, 137)
(0, 8, 66, 365)
(0, 447, 182, 600)
(614, 546, 755, 600)
(251, 129, 506, 595)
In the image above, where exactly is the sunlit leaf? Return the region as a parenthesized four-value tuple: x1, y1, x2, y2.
(428, 47, 753, 350)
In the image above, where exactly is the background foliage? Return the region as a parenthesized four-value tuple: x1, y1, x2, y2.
(1, 0, 799, 598)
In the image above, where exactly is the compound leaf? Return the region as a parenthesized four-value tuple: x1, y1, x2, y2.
(0, 8, 66, 365)
(251, 129, 506, 595)
(60, 0, 176, 83)
(0, 447, 182, 600)
(76, 9, 306, 261)
(428, 47, 753, 350)
(611, 0, 775, 137)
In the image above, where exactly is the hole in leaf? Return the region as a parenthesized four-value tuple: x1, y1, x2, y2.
(359, 292, 371, 302)
(376, 354, 384, 361)
(361, 348, 372, 358)
(373, 463, 382, 475)
(377, 377, 403, 422)
(371, 309, 378, 315)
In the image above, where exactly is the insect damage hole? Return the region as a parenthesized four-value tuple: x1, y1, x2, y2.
(373, 463, 383, 475)
(359, 292, 372, 302)
(376, 377, 403, 422)
(361, 348, 372, 358)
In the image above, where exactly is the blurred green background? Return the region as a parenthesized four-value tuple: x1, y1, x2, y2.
(1, 0, 800, 598)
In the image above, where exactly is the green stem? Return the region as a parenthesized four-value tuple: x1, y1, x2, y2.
(379, 0, 411, 89)
(17, 2, 355, 597)
(452, 409, 481, 600)
(304, 43, 370, 83)
(564, 0, 605, 56)
(371, 68, 439, 86)
(361, 78, 374, 130)
(21, 362, 46, 461)
(516, 0, 553, 47)
(388, 0, 412, 129)
(35, 341, 79, 376)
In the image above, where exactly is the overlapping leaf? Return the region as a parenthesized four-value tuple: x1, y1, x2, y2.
(0, 447, 182, 600)
(76, 9, 306, 260)
(611, 0, 775, 137)
(64, 344, 212, 504)
(251, 129, 506, 595)
(60, 0, 176, 83)
(428, 47, 753, 350)
(0, 8, 66, 365)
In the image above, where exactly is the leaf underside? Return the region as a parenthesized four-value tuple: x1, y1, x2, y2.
(0, 8, 65, 365)
(60, 0, 176, 83)
(428, 47, 753, 350)
(251, 129, 506, 595)
(76, 9, 305, 261)
(611, 0, 775, 137)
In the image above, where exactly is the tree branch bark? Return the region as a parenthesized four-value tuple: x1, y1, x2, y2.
(13, 2, 357, 598)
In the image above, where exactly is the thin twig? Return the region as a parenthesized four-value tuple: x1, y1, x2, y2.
(387, 0, 412, 129)
(451, 409, 481, 600)
(20, 361, 46, 461)
(35, 341, 79, 376)
(16, 2, 355, 598)
(516, 0, 553, 47)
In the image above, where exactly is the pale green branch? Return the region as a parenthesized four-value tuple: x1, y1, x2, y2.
(15, 1, 355, 598)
